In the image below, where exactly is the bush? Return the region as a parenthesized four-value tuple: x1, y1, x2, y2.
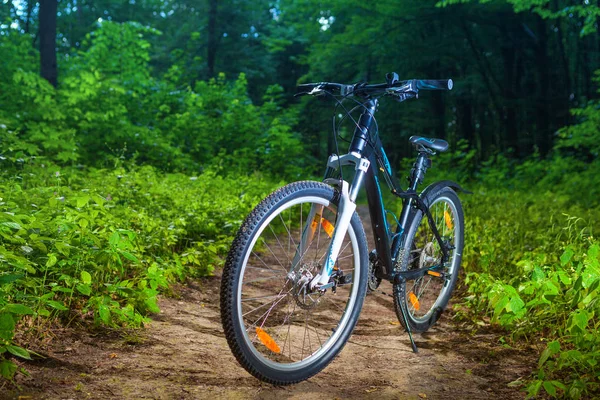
(0, 160, 279, 380)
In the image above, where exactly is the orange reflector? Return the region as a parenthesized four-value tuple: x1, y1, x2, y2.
(408, 292, 420, 311)
(427, 270, 441, 277)
(321, 218, 335, 238)
(255, 327, 281, 354)
(444, 210, 453, 230)
(311, 213, 322, 230)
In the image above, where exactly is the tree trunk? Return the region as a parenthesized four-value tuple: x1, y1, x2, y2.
(39, 0, 58, 87)
(25, 0, 34, 34)
(500, 37, 518, 155)
(207, 0, 218, 78)
(535, 16, 550, 155)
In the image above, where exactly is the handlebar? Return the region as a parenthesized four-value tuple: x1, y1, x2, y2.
(295, 74, 453, 101)
(415, 79, 453, 91)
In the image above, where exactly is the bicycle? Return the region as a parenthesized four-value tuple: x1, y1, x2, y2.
(220, 72, 468, 385)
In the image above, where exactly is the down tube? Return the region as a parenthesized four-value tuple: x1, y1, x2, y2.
(363, 162, 393, 277)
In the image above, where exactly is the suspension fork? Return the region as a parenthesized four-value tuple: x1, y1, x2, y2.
(299, 153, 370, 290)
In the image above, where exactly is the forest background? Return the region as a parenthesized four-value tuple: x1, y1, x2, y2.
(1, 0, 600, 398)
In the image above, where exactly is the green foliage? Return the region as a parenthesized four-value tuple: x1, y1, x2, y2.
(0, 161, 278, 380)
(0, 32, 77, 163)
(437, 0, 600, 36)
(557, 70, 600, 159)
(0, 21, 305, 178)
(458, 178, 600, 397)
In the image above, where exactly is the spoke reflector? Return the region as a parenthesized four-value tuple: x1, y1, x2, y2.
(444, 210, 453, 230)
(311, 213, 322, 230)
(427, 270, 441, 277)
(255, 327, 281, 354)
(408, 292, 420, 310)
(321, 218, 334, 238)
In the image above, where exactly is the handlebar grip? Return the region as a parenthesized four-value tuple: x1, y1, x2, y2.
(415, 79, 453, 91)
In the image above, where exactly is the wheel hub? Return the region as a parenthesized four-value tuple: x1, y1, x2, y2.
(419, 242, 438, 269)
(289, 261, 322, 310)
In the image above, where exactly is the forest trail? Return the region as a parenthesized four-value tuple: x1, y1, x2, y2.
(3, 208, 537, 400)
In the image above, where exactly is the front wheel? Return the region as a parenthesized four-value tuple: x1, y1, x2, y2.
(393, 187, 464, 333)
(220, 181, 368, 385)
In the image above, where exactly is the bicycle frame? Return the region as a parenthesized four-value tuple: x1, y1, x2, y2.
(304, 98, 465, 291)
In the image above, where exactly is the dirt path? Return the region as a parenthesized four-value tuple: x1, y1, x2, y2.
(2, 209, 538, 400)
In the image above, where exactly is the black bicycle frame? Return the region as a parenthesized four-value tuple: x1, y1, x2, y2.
(323, 98, 451, 284)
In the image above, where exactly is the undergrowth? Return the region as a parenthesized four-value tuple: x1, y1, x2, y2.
(460, 187, 600, 399)
(0, 159, 278, 381)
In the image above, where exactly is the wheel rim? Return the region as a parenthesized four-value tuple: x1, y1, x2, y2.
(404, 195, 461, 323)
(236, 195, 361, 371)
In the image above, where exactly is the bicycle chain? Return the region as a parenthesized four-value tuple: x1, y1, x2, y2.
(369, 248, 405, 300)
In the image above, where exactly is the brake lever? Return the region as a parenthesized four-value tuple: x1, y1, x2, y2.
(387, 90, 418, 102)
(294, 85, 326, 98)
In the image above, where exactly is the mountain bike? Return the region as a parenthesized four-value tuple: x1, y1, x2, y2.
(220, 72, 468, 385)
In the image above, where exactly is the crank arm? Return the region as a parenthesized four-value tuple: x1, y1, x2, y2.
(393, 266, 445, 283)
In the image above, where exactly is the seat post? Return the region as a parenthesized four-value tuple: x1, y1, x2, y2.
(409, 152, 431, 191)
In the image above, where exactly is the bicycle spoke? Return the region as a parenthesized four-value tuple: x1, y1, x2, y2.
(269, 224, 294, 267)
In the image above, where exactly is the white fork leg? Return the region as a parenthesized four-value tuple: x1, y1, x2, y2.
(313, 181, 356, 288)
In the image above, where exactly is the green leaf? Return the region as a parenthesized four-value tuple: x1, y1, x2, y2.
(588, 244, 599, 260)
(557, 270, 572, 286)
(0, 274, 23, 285)
(532, 266, 545, 282)
(76, 195, 90, 208)
(0, 360, 17, 379)
(120, 251, 139, 264)
(109, 231, 120, 247)
(46, 253, 58, 268)
(98, 305, 111, 324)
(3, 304, 35, 315)
(560, 247, 574, 266)
(538, 341, 560, 368)
(80, 270, 92, 285)
(1, 222, 21, 230)
(543, 381, 557, 397)
(0, 313, 15, 341)
(76, 284, 91, 296)
(91, 194, 105, 206)
(6, 345, 31, 360)
(493, 295, 509, 317)
(507, 295, 525, 314)
(572, 310, 590, 332)
(527, 380, 542, 398)
(46, 300, 68, 311)
(144, 296, 160, 313)
(54, 242, 70, 256)
(37, 308, 51, 317)
(548, 340, 560, 353)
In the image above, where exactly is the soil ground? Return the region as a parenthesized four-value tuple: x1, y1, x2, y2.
(1, 209, 539, 400)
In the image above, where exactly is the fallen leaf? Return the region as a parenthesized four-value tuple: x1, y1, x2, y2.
(389, 321, 400, 325)
(418, 393, 427, 399)
(109, 353, 118, 359)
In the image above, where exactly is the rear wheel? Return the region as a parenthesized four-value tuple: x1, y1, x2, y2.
(393, 187, 464, 333)
(220, 181, 368, 385)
